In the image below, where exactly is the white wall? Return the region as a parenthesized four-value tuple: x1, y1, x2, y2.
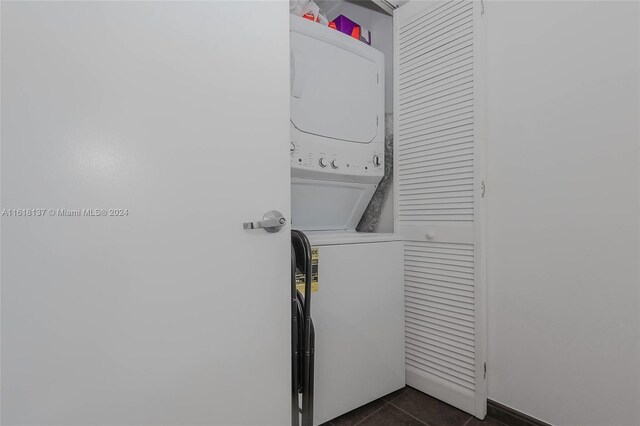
(485, 2, 640, 425)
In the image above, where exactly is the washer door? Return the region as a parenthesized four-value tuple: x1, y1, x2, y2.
(291, 178, 377, 231)
(291, 32, 379, 144)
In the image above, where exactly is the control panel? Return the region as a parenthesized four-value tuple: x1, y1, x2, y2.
(290, 140, 384, 179)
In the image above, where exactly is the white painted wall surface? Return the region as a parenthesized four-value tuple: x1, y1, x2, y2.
(485, 2, 640, 425)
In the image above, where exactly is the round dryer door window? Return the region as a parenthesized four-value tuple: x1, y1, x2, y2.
(290, 32, 380, 144)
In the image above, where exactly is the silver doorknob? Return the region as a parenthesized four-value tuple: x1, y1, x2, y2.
(243, 210, 287, 233)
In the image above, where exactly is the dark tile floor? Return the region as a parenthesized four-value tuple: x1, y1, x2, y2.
(321, 386, 507, 426)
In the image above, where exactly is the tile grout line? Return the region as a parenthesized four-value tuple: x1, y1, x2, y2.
(461, 416, 474, 426)
(386, 400, 432, 426)
(351, 401, 390, 426)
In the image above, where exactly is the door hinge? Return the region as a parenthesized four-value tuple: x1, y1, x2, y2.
(481, 180, 486, 198)
(377, 73, 379, 84)
(483, 362, 487, 379)
(377, 116, 379, 126)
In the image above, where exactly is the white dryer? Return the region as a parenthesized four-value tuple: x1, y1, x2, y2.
(290, 15, 385, 231)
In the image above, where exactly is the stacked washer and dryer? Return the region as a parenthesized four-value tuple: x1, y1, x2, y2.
(290, 15, 405, 425)
(290, 12, 384, 231)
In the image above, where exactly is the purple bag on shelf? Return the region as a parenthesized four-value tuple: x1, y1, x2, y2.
(330, 15, 371, 45)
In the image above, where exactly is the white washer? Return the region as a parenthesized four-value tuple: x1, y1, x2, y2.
(305, 232, 405, 425)
(290, 16, 385, 231)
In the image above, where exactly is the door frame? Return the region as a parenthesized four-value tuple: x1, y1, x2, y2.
(472, 0, 488, 418)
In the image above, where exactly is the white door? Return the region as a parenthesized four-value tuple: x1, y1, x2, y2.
(394, 0, 487, 418)
(1, 2, 291, 425)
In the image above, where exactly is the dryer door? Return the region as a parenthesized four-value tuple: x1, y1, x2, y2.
(291, 32, 379, 143)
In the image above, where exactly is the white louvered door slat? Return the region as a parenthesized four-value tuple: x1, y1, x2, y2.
(394, 0, 486, 418)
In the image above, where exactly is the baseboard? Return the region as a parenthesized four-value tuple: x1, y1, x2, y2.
(487, 400, 552, 426)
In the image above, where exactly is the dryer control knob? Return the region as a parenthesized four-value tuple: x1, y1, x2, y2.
(318, 157, 328, 168)
(331, 159, 339, 169)
(373, 155, 382, 167)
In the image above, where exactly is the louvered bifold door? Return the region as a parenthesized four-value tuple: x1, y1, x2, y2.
(394, 0, 486, 418)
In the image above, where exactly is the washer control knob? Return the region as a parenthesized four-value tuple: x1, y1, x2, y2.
(318, 157, 328, 168)
(373, 155, 382, 167)
(331, 159, 339, 169)
(290, 142, 296, 153)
